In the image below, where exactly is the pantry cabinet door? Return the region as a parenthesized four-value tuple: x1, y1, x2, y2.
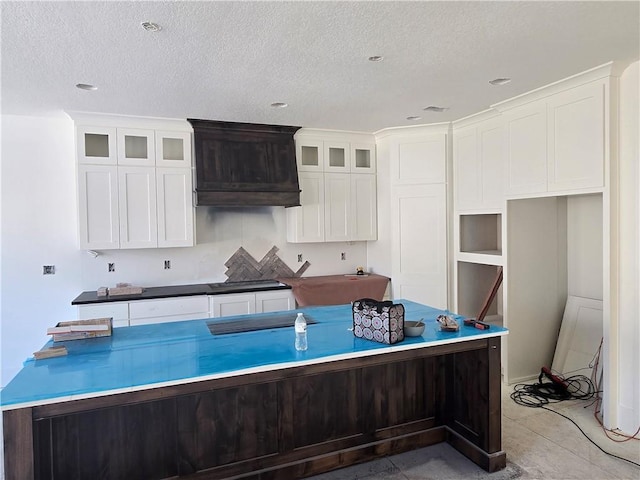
(547, 81, 605, 192)
(504, 103, 547, 196)
(391, 183, 447, 308)
(77, 165, 120, 249)
(156, 168, 194, 247)
(118, 166, 158, 249)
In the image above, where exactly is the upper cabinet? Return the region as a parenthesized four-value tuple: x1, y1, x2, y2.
(287, 130, 377, 243)
(70, 113, 194, 250)
(453, 113, 505, 212)
(296, 133, 376, 174)
(497, 77, 608, 197)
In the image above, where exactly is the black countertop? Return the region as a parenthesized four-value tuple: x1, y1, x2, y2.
(72, 280, 292, 305)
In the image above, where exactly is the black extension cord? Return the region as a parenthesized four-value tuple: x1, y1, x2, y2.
(510, 373, 640, 468)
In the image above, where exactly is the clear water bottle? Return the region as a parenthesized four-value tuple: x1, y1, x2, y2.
(294, 312, 308, 351)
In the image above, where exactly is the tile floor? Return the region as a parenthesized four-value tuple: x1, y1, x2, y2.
(308, 386, 640, 480)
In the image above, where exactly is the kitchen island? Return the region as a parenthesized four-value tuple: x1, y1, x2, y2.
(2, 300, 507, 479)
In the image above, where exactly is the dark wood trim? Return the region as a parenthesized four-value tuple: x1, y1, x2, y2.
(33, 339, 489, 418)
(6, 337, 506, 479)
(3, 408, 34, 480)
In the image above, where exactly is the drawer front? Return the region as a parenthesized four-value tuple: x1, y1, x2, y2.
(129, 296, 209, 320)
(78, 302, 129, 322)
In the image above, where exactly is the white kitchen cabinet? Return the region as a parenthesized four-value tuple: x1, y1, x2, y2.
(73, 114, 195, 250)
(505, 103, 548, 196)
(324, 173, 351, 241)
(390, 134, 446, 185)
(77, 301, 129, 328)
(454, 117, 505, 212)
(255, 290, 296, 313)
(503, 80, 606, 197)
(390, 183, 447, 309)
(210, 293, 256, 318)
(118, 166, 158, 249)
(128, 296, 210, 326)
(211, 290, 296, 318)
(288, 130, 377, 243)
(77, 126, 118, 165)
(547, 81, 604, 192)
(350, 173, 377, 241)
(77, 165, 120, 250)
(155, 131, 192, 168)
(286, 172, 325, 243)
(296, 135, 376, 174)
(116, 128, 156, 166)
(156, 168, 195, 247)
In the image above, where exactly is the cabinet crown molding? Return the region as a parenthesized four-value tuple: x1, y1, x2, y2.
(491, 61, 622, 113)
(374, 122, 450, 140)
(66, 111, 193, 132)
(452, 108, 502, 130)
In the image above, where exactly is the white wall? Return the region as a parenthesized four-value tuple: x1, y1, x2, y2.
(0, 114, 368, 388)
(617, 60, 639, 434)
(566, 194, 603, 301)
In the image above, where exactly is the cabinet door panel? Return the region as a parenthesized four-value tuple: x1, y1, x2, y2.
(547, 81, 604, 192)
(118, 167, 158, 249)
(77, 126, 117, 165)
(117, 128, 156, 166)
(351, 143, 376, 173)
(211, 294, 256, 318)
(155, 131, 192, 168)
(156, 168, 194, 247)
(323, 141, 351, 172)
(255, 291, 295, 313)
(391, 184, 447, 308)
(324, 173, 350, 242)
(351, 174, 377, 241)
(295, 137, 324, 172)
(77, 165, 120, 249)
(479, 121, 505, 209)
(78, 302, 129, 327)
(505, 104, 547, 196)
(286, 172, 325, 242)
(392, 135, 446, 185)
(454, 127, 481, 211)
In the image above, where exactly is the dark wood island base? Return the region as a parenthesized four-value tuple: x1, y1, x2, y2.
(4, 337, 505, 479)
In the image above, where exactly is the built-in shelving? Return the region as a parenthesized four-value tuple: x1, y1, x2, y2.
(456, 261, 503, 325)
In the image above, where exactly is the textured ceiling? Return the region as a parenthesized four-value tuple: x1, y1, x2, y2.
(1, 1, 639, 132)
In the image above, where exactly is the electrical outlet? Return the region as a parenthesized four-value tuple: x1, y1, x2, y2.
(108, 263, 115, 272)
(297, 254, 303, 262)
(341, 252, 346, 260)
(43, 265, 55, 275)
(164, 260, 171, 270)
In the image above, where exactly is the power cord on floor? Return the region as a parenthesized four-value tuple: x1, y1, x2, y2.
(510, 370, 640, 468)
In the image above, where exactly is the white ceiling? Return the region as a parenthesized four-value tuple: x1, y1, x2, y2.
(2, 1, 639, 132)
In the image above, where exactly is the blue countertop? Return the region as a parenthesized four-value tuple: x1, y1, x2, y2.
(1, 300, 507, 409)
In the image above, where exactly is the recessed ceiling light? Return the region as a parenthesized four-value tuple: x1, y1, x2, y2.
(141, 21, 162, 32)
(489, 78, 511, 86)
(368, 55, 384, 62)
(270, 102, 288, 108)
(406, 116, 421, 121)
(423, 106, 449, 113)
(76, 83, 97, 91)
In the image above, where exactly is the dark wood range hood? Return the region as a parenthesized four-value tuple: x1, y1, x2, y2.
(188, 119, 301, 207)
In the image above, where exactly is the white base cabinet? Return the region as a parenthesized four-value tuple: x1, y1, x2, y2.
(210, 290, 296, 318)
(77, 290, 296, 327)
